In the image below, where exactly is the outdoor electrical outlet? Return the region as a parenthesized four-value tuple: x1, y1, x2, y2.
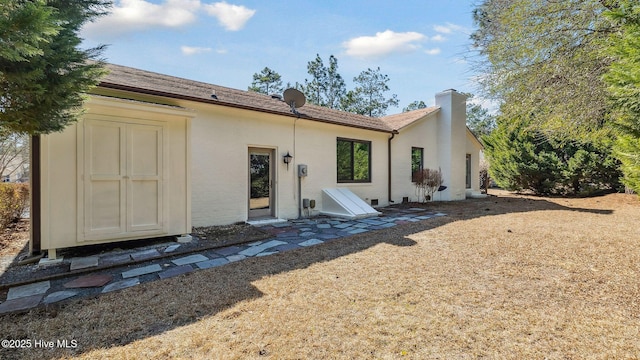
(298, 164, 308, 177)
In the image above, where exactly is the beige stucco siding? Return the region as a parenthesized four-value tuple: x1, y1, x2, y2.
(389, 114, 440, 203)
(187, 101, 390, 227)
(295, 119, 390, 213)
(389, 90, 477, 203)
(436, 90, 468, 201)
(188, 103, 297, 226)
(40, 120, 78, 250)
(39, 85, 482, 253)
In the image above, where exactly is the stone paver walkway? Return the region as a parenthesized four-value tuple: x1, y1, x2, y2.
(0, 208, 445, 314)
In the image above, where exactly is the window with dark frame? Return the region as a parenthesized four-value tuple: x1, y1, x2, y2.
(411, 147, 424, 182)
(337, 138, 371, 183)
(466, 153, 472, 189)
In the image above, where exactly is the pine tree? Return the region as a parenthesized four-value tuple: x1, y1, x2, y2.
(248, 67, 284, 95)
(341, 67, 399, 117)
(471, 0, 616, 140)
(403, 100, 426, 112)
(0, 0, 110, 134)
(484, 117, 620, 195)
(302, 54, 346, 109)
(603, 1, 640, 193)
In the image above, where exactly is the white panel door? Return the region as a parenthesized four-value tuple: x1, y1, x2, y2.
(83, 120, 127, 239)
(128, 124, 163, 232)
(83, 119, 165, 241)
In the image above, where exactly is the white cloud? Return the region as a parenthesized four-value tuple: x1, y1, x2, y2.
(343, 30, 426, 58)
(425, 48, 441, 55)
(82, 0, 256, 39)
(83, 0, 200, 38)
(433, 23, 468, 35)
(203, 1, 256, 31)
(430, 34, 446, 42)
(181, 46, 212, 55)
(433, 24, 452, 34)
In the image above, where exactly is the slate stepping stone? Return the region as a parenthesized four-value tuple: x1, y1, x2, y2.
(299, 239, 324, 247)
(0, 294, 43, 314)
(64, 274, 113, 288)
(70, 256, 99, 271)
(43, 291, 78, 304)
(121, 264, 162, 279)
(196, 258, 229, 269)
(318, 234, 339, 240)
(102, 278, 140, 293)
(164, 244, 180, 253)
(226, 254, 247, 262)
(171, 254, 208, 266)
(256, 251, 278, 257)
(7, 281, 50, 300)
(274, 243, 301, 252)
(316, 224, 332, 229)
(130, 249, 161, 261)
(214, 246, 242, 257)
(100, 253, 132, 266)
(38, 257, 64, 266)
(348, 228, 369, 235)
(238, 240, 286, 257)
(276, 231, 299, 238)
(159, 265, 193, 279)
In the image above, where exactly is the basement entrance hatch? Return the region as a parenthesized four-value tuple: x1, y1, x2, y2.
(321, 188, 381, 219)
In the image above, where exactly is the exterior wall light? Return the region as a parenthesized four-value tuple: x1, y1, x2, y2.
(283, 151, 293, 170)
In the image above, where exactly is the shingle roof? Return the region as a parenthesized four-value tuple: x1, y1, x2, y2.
(379, 106, 440, 131)
(98, 63, 394, 133)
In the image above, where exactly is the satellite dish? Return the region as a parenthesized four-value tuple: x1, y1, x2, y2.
(283, 88, 306, 115)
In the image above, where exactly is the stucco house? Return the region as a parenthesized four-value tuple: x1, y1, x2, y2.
(32, 63, 482, 258)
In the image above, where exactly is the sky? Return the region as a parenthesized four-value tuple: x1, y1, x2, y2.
(81, 0, 482, 114)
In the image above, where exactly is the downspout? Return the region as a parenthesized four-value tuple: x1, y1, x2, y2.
(30, 135, 41, 255)
(388, 130, 399, 204)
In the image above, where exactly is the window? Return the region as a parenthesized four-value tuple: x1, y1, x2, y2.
(411, 147, 424, 182)
(466, 153, 472, 189)
(337, 138, 371, 183)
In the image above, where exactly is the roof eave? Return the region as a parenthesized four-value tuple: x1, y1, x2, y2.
(391, 107, 441, 132)
(97, 82, 394, 134)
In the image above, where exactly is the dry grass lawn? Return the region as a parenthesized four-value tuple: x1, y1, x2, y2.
(1, 190, 639, 359)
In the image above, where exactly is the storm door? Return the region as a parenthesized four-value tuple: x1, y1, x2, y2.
(248, 148, 275, 218)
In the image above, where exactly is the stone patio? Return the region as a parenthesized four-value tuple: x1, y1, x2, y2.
(0, 208, 446, 314)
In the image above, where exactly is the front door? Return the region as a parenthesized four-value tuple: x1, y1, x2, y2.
(248, 148, 275, 218)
